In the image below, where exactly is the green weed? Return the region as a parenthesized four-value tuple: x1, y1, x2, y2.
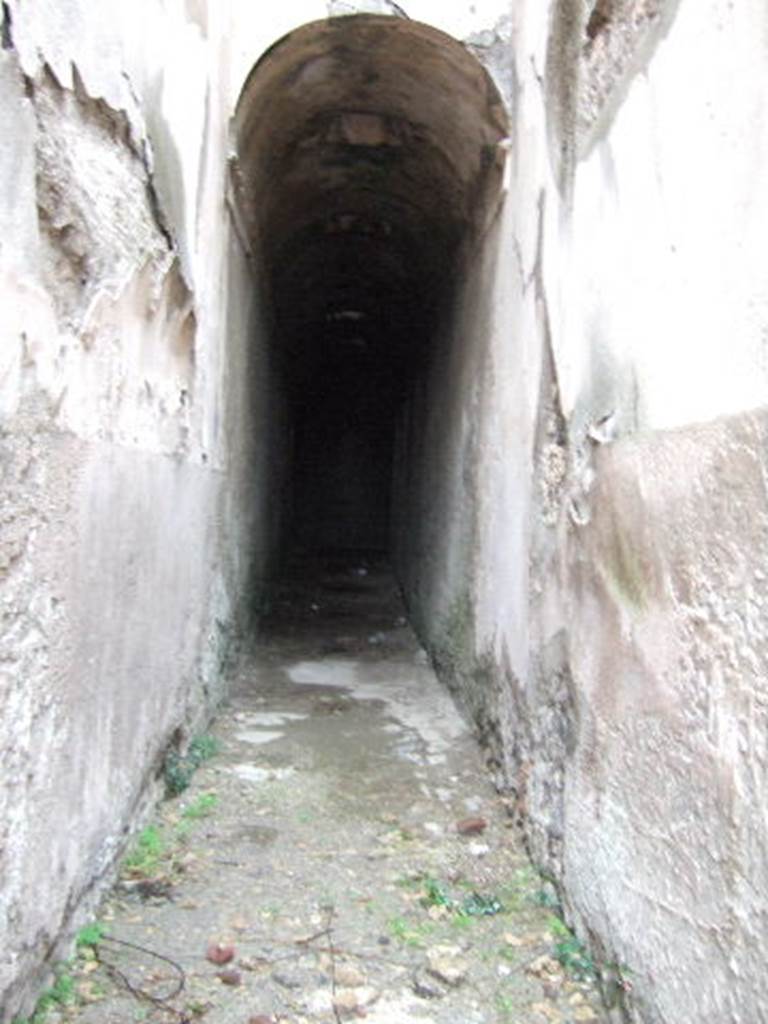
(496, 992, 517, 1019)
(387, 915, 433, 948)
(420, 878, 453, 909)
(181, 792, 218, 820)
(122, 824, 165, 877)
(417, 876, 504, 920)
(12, 922, 108, 1024)
(548, 916, 597, 981)
(13, 968, 77, 1024)
(164, 734, 219, 797)
(498, 944, 520, 962)
(75, 921, 106, 949)
(533, 885, 560, 910)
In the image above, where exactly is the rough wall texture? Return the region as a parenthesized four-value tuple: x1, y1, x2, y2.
(545, 3, 768, 1021)
(562, 413, 768, 1022)
(0, 3, 278, 1018)
(400, 2, 768, 1023)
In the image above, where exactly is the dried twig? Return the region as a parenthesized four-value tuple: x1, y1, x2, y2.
(325, 906, 343, 1024)
(295, 926, 333, 947)
(96, 933, 189, 1022)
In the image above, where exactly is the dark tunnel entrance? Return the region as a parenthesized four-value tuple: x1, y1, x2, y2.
(232, 14, 508, 587)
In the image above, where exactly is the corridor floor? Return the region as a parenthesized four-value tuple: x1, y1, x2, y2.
(70, 559, 605, 1024)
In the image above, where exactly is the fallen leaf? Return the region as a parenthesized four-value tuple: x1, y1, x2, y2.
(456, 816, 487, 835)
(216, 969, 242, 986)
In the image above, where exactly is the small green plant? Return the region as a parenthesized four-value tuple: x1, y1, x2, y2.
(181, 792, 218, 820)
(12, 923, 108, 1024)
(496, 992, 517, 1020)
(549, 916, 597, 981)
(420, 878, 454, 910)
(13, 968, 77, 1023)
(75, 921, 106, 949)
(417, 875, 504, 921)
(387, 915, 433, 948)
(459, 892, 504, 917)
(186, 1001, 211, 1018)
(122, 824, 165, 877)
(163, 734, 219, 797)
(498, 943, 519, 963)
(533, 886, 561, 910)
(189, 734, 219, 761)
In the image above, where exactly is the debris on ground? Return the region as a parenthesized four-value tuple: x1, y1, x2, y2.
(60, 558, 607, 1024)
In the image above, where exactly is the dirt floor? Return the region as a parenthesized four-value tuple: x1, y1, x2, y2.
(57, 557, 607, 1024)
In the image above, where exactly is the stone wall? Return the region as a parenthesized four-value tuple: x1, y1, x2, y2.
(0, 3, 279, 1017)
(546, 2, 768, 1019)
(405, 2, 768, 1022)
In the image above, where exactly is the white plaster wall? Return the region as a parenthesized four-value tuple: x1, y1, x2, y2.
(400, 2, 768, 1021)
(555, 0, 768, 435)
(0, 1, 276, 1017)
(536, 1, 768, 1020)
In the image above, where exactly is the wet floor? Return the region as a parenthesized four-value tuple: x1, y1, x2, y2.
(67, 557, 605, 1024)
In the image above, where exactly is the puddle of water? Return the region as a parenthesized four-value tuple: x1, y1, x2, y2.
(229, 764, 296, 784)
(287, 657, 468, 758)
(235, 711, 307, 727)
(235, 729, 285, 745)
(288, 659, 358, 687)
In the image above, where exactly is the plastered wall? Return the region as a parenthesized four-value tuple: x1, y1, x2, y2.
(0, 2, 278, 1016)
(397, 2, 768, 1022)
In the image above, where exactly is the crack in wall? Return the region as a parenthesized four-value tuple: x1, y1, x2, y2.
(1, 2, 12, 49)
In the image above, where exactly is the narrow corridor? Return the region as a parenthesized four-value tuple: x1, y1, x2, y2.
(69, 560, 605, 1024)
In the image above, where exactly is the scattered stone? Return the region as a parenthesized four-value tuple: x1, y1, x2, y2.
(531, 1002, 562, 1022)
(333, 986, 379, 1015)
(306, 989, 333, 1015)
(426, 945, 469, 987)
(573, 1008, 597, 1021)
(231, 914, 249, 931)
(526, 955, 562, 978)
(273, 970, 303, 990)
(240, 956, 270, 972)
(248, 1017, 276, 1024)
(412, 968, 447, 999)
(335, 963, 366, 987)
(455, 816, 487, 836)
(542, 978, 563, 999)
(206, 942, 236, 965)
(468, 841, 490, 857)
(117, 878, 174, 902)
(216, 968, 242, 986)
